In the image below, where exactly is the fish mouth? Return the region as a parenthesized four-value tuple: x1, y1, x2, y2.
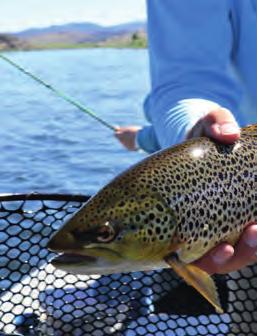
(50, 247, 123, 268)
(50, 248, 129, 275)
(50, 248, 164, 275)
(51, 253, 96, 266)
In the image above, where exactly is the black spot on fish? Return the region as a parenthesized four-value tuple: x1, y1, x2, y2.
(156, 227, 161, 235)
(221, 226, 229, 234)
(156, 204, 164, 212)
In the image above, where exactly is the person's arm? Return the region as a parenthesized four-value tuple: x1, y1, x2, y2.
(231, 0, 257, 124)
(115, 125, 160, 153)
(145, 0, 242, 148)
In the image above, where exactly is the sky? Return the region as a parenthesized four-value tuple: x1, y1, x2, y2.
(0, 0, 146, 33)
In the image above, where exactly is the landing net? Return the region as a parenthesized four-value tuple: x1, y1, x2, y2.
(0, 194, 256, 335)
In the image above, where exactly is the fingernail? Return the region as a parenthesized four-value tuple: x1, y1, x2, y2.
(212, 250, 227, 265)
(219, 123, 239, 135)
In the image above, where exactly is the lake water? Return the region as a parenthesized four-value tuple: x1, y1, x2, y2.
(0, 48, 149, 196)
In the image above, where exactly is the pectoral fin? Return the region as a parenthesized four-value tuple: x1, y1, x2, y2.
(164, 254, 223, 314)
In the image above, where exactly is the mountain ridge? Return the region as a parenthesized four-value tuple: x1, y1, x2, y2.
(12, 21, 146, 38)
(1, 21, 147, 50)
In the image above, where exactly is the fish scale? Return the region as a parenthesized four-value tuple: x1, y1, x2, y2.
(48, 123, 257, 313)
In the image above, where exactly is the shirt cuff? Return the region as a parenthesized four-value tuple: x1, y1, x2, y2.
(136, 125, 161, 153)
(151, 98, 221, 149)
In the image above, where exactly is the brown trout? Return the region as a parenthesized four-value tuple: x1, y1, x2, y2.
(48, 124, 257, 313)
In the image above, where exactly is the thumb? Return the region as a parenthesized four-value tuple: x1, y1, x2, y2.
(202, 108, 240, 144)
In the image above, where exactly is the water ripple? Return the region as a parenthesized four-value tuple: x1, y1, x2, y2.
(0, 49, 149, 195)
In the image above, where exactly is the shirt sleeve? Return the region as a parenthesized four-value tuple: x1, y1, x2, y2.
(231, 0, 257, 124)
(145, 0, 242, 149)
(136, 125, 161, 153)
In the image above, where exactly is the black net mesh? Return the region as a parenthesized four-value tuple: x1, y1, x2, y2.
(0, 193, 256, 336)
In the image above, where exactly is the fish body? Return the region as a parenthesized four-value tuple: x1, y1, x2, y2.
(48, 124, 257, 313)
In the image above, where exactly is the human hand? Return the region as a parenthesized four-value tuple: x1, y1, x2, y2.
(186, 107, 240, 143)
(187, 108, 257, 274)
(194, 223, 257, 275)
(114, 126, 141, 151)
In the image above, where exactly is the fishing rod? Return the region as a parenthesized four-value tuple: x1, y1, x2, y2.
(0, 53, 115, 131)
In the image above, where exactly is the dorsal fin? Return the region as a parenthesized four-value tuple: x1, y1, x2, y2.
(241, 123, 257, 137)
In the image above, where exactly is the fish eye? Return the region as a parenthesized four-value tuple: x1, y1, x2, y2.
(97, 222, 115, 243)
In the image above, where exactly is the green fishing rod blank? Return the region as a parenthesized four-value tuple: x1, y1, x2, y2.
(0, 53, 115, 131)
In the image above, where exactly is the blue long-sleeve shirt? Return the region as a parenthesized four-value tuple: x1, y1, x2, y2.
(137, 0, 257, 153)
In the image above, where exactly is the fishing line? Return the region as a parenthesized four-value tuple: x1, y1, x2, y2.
(0, 53, 115, 131)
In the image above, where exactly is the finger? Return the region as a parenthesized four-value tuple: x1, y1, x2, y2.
(195, 224, 257, 275)
(194, 243, 234, 275)
(218, 224, 257, 273)
(202, 108, 240, 144)
(115, 133, 127, 144)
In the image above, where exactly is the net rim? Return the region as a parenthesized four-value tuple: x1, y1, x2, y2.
(0, 193, 91, 203)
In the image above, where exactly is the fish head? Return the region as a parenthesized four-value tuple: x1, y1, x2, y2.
(47, 182, 177, 274)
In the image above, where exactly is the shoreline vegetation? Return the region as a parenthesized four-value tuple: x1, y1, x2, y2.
(0, 22, 147, 51)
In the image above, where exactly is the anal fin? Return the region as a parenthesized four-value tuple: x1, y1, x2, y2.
(164, 254, 224, 314)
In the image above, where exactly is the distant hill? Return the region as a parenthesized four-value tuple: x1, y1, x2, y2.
(14, 22, 146, 37)
(4, 21, 147, 50)
(14, 23, 103, 37)
(0, 33, 27, 50)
